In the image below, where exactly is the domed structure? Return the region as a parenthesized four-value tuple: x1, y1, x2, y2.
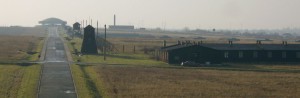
(39, 17, 67, 26)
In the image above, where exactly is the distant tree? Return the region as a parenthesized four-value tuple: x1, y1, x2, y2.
(212, 28, 216, 32)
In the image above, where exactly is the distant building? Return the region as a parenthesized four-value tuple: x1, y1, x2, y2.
(73, 22, 81, 31)
(109, 14, 134, 30)
(160, 41, 300, 64)
(39, 17, 67, 26)
(109, 25, 134, 30)
(139, 28, 146, 30)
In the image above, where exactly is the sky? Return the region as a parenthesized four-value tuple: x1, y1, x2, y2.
(0, 0, 300, 30)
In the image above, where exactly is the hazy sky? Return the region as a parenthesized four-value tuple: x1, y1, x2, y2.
(1, 0, 300, 30)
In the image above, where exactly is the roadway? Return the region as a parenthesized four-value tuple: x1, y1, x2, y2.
(38, 27, 77, 98)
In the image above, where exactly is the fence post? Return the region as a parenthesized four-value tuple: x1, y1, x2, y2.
(122, 45, 125, 53)
(133, 45, 136, 53)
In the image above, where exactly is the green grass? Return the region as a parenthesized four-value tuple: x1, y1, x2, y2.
(66, 36, 168, 66)
(71, 64, 94, 98)
(77, 53, 168, 66)
(0, 64, 41, 98)
(71, 64, 108, 98)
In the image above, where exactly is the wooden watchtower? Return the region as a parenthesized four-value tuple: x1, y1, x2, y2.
(81, 25, 98, 54)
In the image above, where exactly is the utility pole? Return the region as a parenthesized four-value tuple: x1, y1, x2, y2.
(82, 20, 84, 34)
(104, 24, 107, 61)
(97, 21, 98, 38)
(83, 20, 84, 28)
(86, 20, 87, 26)
(96, 21, 99, 53)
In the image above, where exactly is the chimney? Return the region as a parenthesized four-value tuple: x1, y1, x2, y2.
(114, 14, 116, 26)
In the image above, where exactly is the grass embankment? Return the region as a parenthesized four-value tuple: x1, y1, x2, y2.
(0, 64, 41, 98)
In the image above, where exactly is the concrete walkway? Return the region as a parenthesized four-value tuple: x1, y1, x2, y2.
(38, 27, 77, 98)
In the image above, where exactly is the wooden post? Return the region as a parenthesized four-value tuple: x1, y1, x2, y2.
(155, 49, 159, 61)
(133, 45, 136, 53)
(158, 50, 160, 61)
(97, 21, 98, 38)
(72, 30, 74, 39)
(96, 21, 98, 51)
(104, 24, 107, 61)
(122, 45, 125, 53)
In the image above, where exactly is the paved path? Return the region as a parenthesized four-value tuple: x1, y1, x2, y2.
(38, 27, 77, 98)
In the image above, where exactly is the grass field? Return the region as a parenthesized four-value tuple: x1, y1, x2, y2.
(0, 27, 45, 98)
(0, 36, 45, 61)
(0, 64, 41, 98)
(66, 37, 168, 66)
(71, 64, 300, 98)
(66, 35, 300, 98)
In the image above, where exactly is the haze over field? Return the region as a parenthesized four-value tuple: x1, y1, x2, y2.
(1, 0, 300, 29)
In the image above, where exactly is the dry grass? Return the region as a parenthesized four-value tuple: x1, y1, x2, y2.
(0, 64, 41, 98)
(0, 27, 44, 98)
(87, 65, 300, 98)
(0, 36, 44, 61)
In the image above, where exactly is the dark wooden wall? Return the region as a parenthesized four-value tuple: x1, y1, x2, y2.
(163, 45, 300, 64)
(167, 46, 222, 64)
